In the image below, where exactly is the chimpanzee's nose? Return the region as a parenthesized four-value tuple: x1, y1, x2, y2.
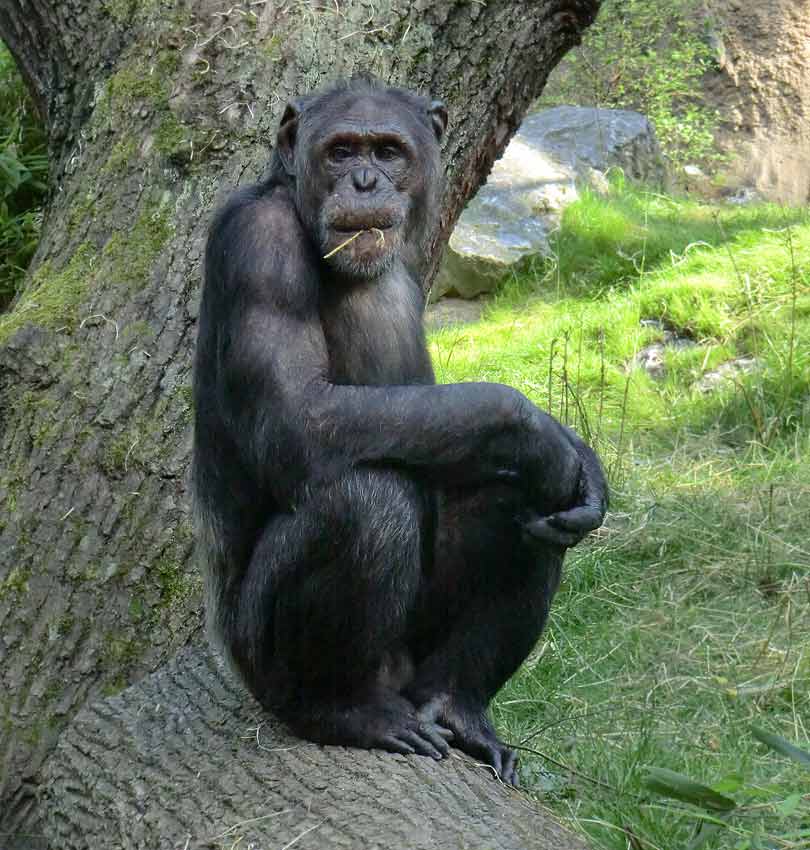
(351, 167, 377, 191)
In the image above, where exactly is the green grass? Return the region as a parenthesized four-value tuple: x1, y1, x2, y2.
(429, 181, 810, 850)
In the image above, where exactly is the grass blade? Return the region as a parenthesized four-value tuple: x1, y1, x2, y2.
(751, 726, 810, 768)
(644, 767, 737, 811)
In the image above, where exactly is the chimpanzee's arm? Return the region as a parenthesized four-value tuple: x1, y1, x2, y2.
(203, 190, 602, 530)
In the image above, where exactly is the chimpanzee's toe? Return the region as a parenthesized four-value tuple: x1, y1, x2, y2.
(414, 693, 519, 784)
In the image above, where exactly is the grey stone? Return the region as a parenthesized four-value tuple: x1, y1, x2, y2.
(433, 106, 666, 300)
(424, 297, 486, 330)
(634, 320, 694, 379)
(697, 356, 760, 392)
(727, 187, 761, 205)
(586, 166, 611, 195)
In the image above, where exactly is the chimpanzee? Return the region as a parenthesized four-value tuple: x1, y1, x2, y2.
(192, 76, 607, 785)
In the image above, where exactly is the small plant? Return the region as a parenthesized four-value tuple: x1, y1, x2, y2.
(0, 41, 47, 310)
(644, 728, 810, 849)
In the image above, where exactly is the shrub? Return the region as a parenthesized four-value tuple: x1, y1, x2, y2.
(0, 41, 47, 310)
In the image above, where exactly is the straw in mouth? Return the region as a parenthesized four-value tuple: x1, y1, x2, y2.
(323, 227, 386, 259)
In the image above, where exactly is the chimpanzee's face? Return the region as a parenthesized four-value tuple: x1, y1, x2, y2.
(278, 88, 445, 281)
(301, 94, 427, 279)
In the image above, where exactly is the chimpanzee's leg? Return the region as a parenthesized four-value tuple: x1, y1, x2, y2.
(404, 482, 565, 784)
(225, 468, 451, 759)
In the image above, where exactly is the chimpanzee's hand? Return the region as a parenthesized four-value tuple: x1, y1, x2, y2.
(522, 425, 607, 549)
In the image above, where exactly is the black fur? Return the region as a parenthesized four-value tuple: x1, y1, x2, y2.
(192, 77, 607, 784)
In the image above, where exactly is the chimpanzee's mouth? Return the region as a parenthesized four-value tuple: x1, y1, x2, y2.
(322, 210, 404, 263)
(330, 209, 403, 233)
(333, 224, 392, 234)
(332, 221, 395, 234)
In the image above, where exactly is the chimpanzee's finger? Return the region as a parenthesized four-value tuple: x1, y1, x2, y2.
(400, 730, 445, 760)
(522, 517, 583, 548)
(547, 505, 604, 533)
(381, 736, 415, 756)
(561, 425, 608, 506)
(417, 722, 452, 754)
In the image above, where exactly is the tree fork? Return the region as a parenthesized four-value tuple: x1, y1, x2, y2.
(0, 1, 600, 843)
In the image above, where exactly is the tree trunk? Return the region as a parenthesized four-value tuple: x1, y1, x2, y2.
(0, 0, 600, 841)
(43, 646, 589, 850)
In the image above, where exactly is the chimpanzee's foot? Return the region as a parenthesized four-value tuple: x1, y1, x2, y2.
(295, 691, 453, 761)
(414, 693, 519, 785)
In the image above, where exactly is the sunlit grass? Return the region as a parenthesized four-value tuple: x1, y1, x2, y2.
(429, 182, 810, 849)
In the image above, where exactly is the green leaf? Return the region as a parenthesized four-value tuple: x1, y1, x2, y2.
(713, 773, 745, 794)
(776, 793, 802, 817)
(751, 726, 810, 768)
(644, 767, 737, 812)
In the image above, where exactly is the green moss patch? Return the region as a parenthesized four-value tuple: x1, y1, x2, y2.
(0, 194, 174, 343)
(0, 566, 31, 601)
(0, 243, 97, 344)
(100, 197, 174, 290)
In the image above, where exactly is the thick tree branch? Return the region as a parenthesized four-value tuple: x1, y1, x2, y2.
(0, 0, 140, 155)
(44, 647, 590, 850)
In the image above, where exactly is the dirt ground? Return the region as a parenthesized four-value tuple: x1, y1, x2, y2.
(703, 0, 810, 203)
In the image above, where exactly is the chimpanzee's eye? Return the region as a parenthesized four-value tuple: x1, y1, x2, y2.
(328, 144, 353, 163)
(376, 143, 403, 162)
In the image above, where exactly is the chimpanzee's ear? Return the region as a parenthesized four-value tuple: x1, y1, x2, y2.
(276, 97, 306, 176)
(428, 100, 448, 142)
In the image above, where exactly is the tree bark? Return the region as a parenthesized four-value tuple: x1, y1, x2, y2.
(0, 0, 600, 842)
(42, 646, 589, 850)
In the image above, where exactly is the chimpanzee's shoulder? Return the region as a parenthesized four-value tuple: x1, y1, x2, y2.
(210, 181, 305, 244)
